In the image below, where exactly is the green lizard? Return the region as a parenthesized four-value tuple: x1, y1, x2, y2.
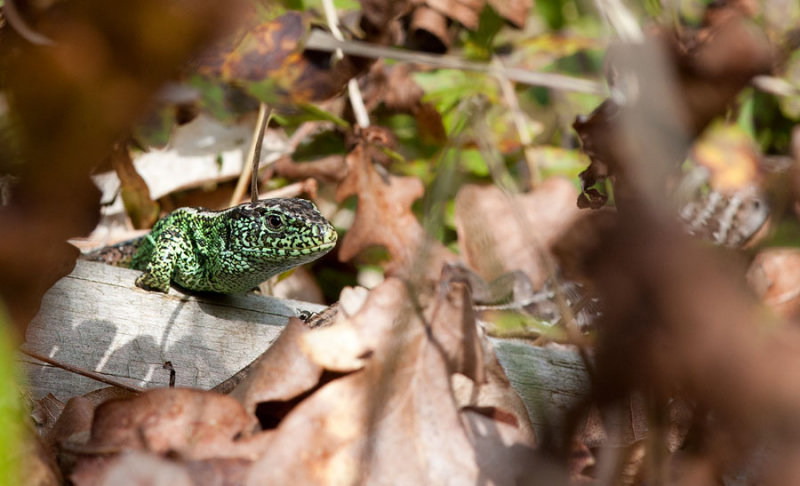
(88, 198, 337, 294)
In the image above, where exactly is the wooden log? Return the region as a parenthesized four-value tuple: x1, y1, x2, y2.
(492, 339, 590, 436)
(21, 260, 324, 400)
(22, 261, 593, 442)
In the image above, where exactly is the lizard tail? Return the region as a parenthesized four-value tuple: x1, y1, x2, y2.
(81, 237, 144, 269)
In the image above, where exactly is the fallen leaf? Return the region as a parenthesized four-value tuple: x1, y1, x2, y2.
(84, 388, 259, 461)
(244, 278, 534, 485)
(454, 178, 583, 288)
(72, 452, 194, 486)
(109, 140, 159, 230)
(230, 318, 324, 416)
(335, 143, 457, 279)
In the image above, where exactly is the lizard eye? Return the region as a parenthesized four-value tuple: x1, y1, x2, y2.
(267, 214, 284, 230)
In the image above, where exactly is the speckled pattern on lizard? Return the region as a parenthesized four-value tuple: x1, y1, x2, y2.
(95, 198, 337, 294)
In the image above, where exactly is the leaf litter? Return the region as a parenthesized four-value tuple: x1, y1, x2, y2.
(8, 0, 800, 484)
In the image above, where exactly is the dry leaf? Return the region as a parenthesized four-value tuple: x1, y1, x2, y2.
(336, 143, 456, 279)
(72, 452, 194, 486)
(454, 178, 583, 288)
(574, 9, 772, 207)
(244, 278, 534, 485)
(84, 388, 258, 460)
(747, 248, 800, 321)
(230, 318, 323, 416)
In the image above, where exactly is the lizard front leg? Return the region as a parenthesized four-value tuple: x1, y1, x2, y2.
(135, 229, 190, 293)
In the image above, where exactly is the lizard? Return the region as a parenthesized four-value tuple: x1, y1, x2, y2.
(85, 198, 337, 294)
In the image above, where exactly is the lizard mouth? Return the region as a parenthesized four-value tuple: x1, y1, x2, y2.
(300, 240, 336, 254)
(240, 237, 337, 256)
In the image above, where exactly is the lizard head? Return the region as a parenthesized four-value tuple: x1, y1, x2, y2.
(228, 198, 338, 271)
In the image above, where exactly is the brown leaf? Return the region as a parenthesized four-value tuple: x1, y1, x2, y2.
(45, 396, 94, 450)
(335, 143, 456, 279)
(487, 0, 530, 28)
(220, 12, 370, 104)
(84, 388, 258, 460)
(361, 63, 447, 144)
(408, 6, 450, 52)
(72, 452, 194, 486)
(244, 278, 534, 485)
(574, 9, 773, 205)
(230, 318, 323, 416)
(424, 0, 484, 30)
(359, 0, 413, 44)
(748, 248, 800, 321)
(454, 178, 583, 288)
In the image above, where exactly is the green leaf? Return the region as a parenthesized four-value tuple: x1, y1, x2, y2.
(272, 103, 350, 128)
(458, 149, 489, 177)
(0, 304, 24, 486)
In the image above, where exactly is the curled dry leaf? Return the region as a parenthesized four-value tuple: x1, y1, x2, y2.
(336, 143, 457, 279)
(454, 178, 583, 289)
(244, 277, 534, 485)
(108, 140, 159, 230)
(405, 0, 529, 50)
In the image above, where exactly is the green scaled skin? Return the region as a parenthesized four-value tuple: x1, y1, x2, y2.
(131, 198, 337, 294)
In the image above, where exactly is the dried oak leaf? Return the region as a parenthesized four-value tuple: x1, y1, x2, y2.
(454, 178, 583, 289)
(230, 318, 324, 417)
(336, 143, 456, 279)
(244, 278, 534, 485)
(82, 388, 262, 461)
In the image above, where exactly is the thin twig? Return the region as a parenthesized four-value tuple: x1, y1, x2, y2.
(593, 0, 644, 43)
(305, 30, 605, 95)
(494, 58, 542, 187)
(251, 105, 274, 204)
(320, 0, 370, 127)
(256, 178, 319, 200)
(20, 348, 145, 394)
(229, 103, 269, 207)
(3, 0, 55, 46)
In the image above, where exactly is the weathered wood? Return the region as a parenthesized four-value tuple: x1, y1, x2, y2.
(22, 260, 324, 400)
(22, 260, 594, 440)
(492, 339, 590, 437)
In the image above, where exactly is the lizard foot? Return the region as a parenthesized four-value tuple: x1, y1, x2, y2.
(135, 273, 170, 293)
